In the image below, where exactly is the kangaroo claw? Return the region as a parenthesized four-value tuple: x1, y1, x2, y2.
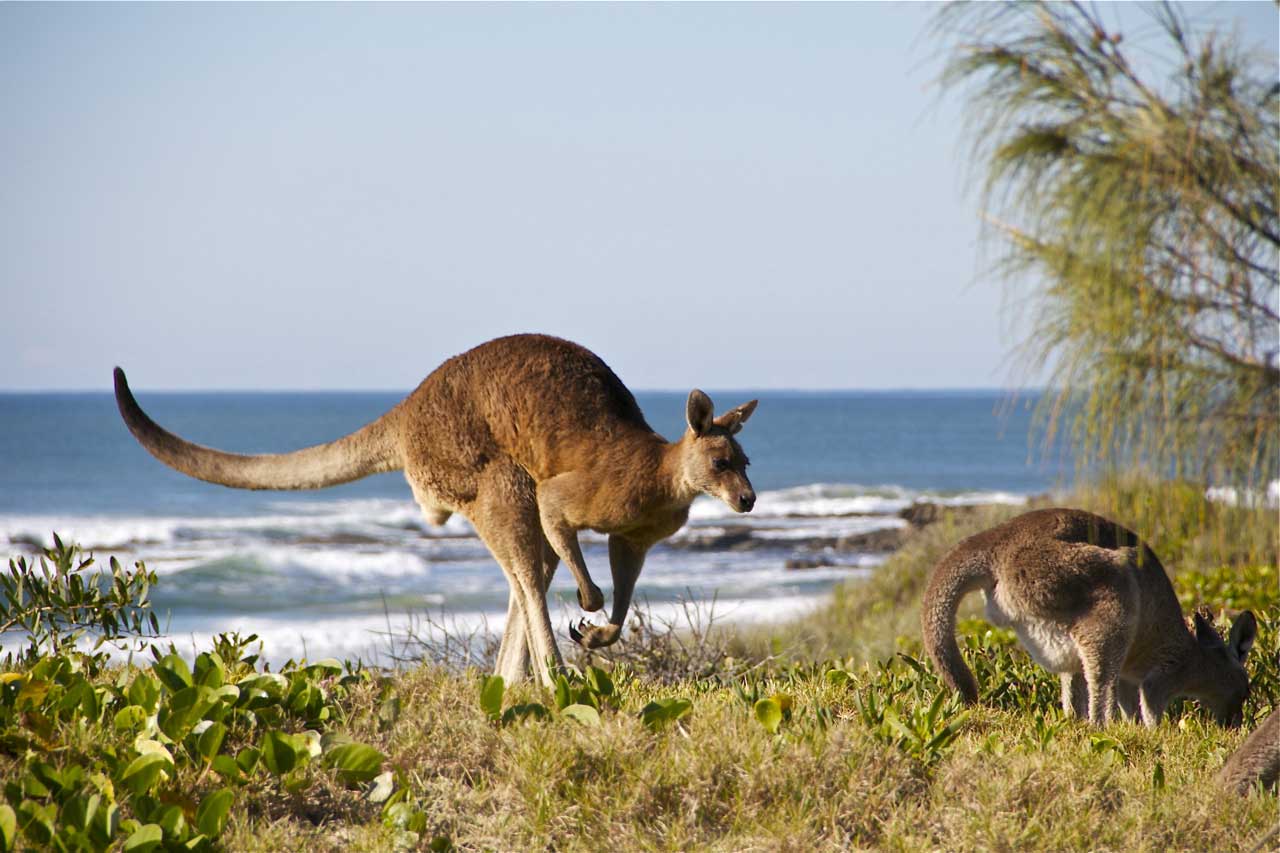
(569, 620, 621, 649)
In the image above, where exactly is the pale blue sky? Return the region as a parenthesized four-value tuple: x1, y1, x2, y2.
(2, 2, 1274, 391)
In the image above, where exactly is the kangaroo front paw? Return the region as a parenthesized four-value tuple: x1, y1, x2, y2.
(568, 620, 621, 649)
(576, 583, 605, 612)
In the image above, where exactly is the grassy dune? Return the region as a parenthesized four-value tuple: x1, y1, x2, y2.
(2, 484, 1277, 852)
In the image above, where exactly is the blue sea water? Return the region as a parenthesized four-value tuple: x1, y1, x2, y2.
(0, 389, 1067, 663)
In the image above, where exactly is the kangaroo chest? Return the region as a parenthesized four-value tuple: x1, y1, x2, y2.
(984, 587, 1081, 674)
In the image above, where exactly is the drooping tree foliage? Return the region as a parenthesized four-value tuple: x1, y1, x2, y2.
(935, 1, 1278, 491)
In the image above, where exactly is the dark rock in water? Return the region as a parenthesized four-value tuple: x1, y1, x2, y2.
(293, 532, 385, 546)
(6, 535, 45, 552)
(667, 527, 758, 552)
(834, 526, 907, 552)
(898, 501, 987, 529)
(785, 556, 838, 570)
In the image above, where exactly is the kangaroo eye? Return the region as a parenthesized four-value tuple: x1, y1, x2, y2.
(712, 458, 730, 472)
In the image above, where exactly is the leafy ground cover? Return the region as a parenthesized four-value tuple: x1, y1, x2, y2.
(2, 485, 1276, 852)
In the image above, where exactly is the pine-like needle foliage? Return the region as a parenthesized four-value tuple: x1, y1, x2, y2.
(936, 1, 1279, 490)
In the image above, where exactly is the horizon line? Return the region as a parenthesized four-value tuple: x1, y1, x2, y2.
(0, 385, 1048, 395)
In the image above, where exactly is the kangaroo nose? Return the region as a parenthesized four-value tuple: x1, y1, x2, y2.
(739, 492, 755, 512)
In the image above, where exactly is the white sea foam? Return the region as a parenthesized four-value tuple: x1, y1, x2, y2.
(1, 480, 1024, 663)
(0, 499, 473, 552)
(1205, 480, 1280, 509)
(687, 483, 1026, 522)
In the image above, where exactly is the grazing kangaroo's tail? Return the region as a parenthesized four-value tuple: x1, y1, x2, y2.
(113, 367, 403, 490)
(921, 546, 993, 704)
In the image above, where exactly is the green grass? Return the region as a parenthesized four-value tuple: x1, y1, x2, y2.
(2, 484, 1277, 851)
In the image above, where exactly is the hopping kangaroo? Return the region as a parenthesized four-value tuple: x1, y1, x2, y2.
(114, 334, 758, 685)
(922, 508, 1256, 726)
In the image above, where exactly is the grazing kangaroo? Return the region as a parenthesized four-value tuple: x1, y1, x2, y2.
(921, 508, 1256, 726)
(1218, 709, 1280, 794)
(114, 334, 758, 685)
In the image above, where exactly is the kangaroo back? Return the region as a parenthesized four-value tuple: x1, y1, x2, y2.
(921, 544, 994, 704)
(114, 368, 403, 490)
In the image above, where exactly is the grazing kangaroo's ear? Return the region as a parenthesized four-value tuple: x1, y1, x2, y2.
(686, 389, 715, 436)
(714, 399, 758, 435)
(1228, 611, 1257, 663)
(1193, 611, 1223, 648)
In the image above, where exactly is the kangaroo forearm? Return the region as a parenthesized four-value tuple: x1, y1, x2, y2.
(537, 484, 604, 610)
(607, 536, 646, 627)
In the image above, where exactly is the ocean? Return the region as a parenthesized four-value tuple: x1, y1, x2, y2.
(0, 390, 1067, 665)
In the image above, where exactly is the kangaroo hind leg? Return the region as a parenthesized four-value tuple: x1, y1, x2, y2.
(1071, 588, 1135, 726)
(495, 537, 559, 684)
(471, 464, 564, 686)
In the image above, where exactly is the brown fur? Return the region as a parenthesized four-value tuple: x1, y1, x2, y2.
(921, 508, 1256, 726)
(1218, 709, 1280, 794)
(114, 334, 758, 685)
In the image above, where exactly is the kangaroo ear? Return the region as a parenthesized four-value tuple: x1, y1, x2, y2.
(714, 399, 758, 435)
(1228, 611, 1257, 663)
(686, 389, 715, 437)
(1193, 611, 1223, 648)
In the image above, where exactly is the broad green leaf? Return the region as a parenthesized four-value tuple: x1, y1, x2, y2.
(134, 738, 174, 762)
(123, 823, 163, 853)
(193, 653, 225, 689)
(298, 730, 322, 759)
(501, 702, 551, 725)
(304, 658, 343, 676)
(479, 675, 504, 719)
(639, 698, 692, 731)
(114, 705, 148, 733)
(585, 666, 614, 697)
(90, 801, 119, 846)
(210, 755, 243, 784)
(120, 753, 171, 796)
(826, 669, 852, 687)
(0, 804, 14, 853)
(237, 673, 287, 701)
(261, 730, 304, 776)
(160, 685, 219, 740)
(211, 684, 240, 706)
(16, 801, 54, 846)
(195, 788, 234, 838)
(561, 704, 601, 727)
(157, 805, 187, 841)
(152, 654, 193, 692)
(127, 674, 161, 713)
(755, 698, 783, 734)
(236, 747, 261, 774)
(60, 792, 96, 833)
(553, 674, 572, 710)
(324, 742, 385, 784)
(197, 722, 227, 762)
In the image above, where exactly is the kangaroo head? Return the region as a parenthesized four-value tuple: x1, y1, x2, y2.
(1190, 610, 1257, 727)
(680, 389, 758, 513)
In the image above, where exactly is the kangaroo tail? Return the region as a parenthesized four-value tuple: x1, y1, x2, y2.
(113, 367, 403, 490)
(921, 545, 993, 704)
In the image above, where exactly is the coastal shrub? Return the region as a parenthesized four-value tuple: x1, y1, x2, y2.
(1, 537, 159, 666)
(0, 638, 392, 852)
(0, 538, 406, 852)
